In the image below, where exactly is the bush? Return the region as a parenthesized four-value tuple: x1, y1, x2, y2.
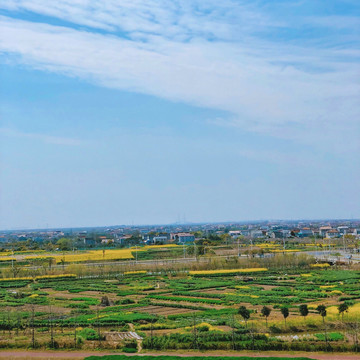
(78, 328, 100, 340)
(269, 325, 282, 334)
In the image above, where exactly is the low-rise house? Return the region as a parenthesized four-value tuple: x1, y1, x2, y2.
(250, 230, 265, 239)
(326, 229, 340, 239)
(153, 235, 169, 244)
(101, 238, 113, 245)
(229, 231, 242, 239)
(297, 228, 314, 238)
(269, 230, 291, 239)
(319, 226, 332, 237)
(337, 226, 349, 234)
(171, 232, 195, 243)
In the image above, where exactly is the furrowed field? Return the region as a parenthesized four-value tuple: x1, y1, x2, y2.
(0, 244, 359, 355)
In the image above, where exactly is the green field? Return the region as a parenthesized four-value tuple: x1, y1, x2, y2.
(0, 254, 359, 353)
(0, 241, 359, 353)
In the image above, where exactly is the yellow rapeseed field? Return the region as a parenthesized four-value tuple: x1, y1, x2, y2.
(0, 274, 76, 281)
(270, 249, 300, 253)
(54, 249, 135, 263)
(140, 244, 179, 249)
(327, 303, 360, 318)
(311, 263, 330, 268)
(124, 270, 147, 275)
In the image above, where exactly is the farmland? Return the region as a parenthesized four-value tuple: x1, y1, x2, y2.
(0, 243, 359, 356)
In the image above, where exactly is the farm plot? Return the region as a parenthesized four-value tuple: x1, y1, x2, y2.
(134, 305, 200, 316)
(0, 265, 359, 353)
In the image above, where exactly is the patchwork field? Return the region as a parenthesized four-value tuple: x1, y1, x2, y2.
(0, 257, 359, 354)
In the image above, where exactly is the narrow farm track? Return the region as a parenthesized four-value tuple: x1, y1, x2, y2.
(0, 350, 359, 360)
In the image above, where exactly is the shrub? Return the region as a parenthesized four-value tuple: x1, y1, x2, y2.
(78, 328, 100, 340)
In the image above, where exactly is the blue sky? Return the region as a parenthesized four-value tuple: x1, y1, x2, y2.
(0, 1, 359, 229)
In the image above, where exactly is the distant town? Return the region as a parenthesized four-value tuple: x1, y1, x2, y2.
(1, 219, 359, 251)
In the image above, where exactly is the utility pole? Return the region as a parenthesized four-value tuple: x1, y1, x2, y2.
(231, 313, 236, 350)
(74, 322, 77, 348)
(31, 306, 35, 348)
(192, 312, 197, 349)
(283, 232, 286, 250)
(96, 307, 101, 347)
(150, 307, 154, 349)
(49, 305, 54, 348)
(11, 242, 14, 277)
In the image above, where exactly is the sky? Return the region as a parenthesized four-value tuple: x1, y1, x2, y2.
(0, 1, 359, 230)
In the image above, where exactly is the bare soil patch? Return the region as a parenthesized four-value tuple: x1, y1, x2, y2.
(134, 305, 199, 316)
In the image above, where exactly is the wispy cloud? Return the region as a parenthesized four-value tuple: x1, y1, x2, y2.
(0, 128, 83, 146)
(0, 1, 359, 153)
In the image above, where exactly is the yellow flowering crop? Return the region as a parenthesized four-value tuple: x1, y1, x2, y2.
(0, 257, 16, 262)
(124, 270, 147, 275)
(235, 285, 250, 289)
(311, 263, 330, 268)
(270, 249, 300, 253)
(54, 249, 135, 263)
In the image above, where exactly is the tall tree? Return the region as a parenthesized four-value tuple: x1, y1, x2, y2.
(299, 304, 309, 321)
(261, 306, 271, 326)
(31, 305, 36, 348)
(48, 304, 54, 348)
(280, 307, 289, 328)
(238, 305, 250, 327)
(316, 304, 329, 350)
(316, 305, 327, 324)
(338, 303, 349, 322)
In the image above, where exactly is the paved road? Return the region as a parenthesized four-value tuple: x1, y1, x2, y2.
(23, 249, 360, 271)
(305, 250, 360, 263)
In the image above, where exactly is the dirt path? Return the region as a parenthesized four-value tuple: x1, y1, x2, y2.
(0, 350, 359, 360)
(128, 323, 142, 353)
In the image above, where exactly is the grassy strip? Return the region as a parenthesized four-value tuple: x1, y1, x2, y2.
(147, 294, 223, 304)
(85, 356, 315, 360)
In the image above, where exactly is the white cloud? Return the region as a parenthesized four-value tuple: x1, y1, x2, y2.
(0, 1, 359, 154)
(0, 127, 83, 146)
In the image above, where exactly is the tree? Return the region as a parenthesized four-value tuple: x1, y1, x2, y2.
(280, 306, 289, 328)
(338, 303, 349, 322)
(299, 304, 309, 321)
(31, 305, 36, 348)
(238, 305, 250, 327)
(316, 304, 329, 350)
(261, 306, 271, 326)
(56, 238, 73, 251)
(317, 304, 327, 324)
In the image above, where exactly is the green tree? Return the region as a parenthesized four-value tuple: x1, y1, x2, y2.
(56, 238, 73, 251)
(338, 302, 349, 322)
(317, 305, 327, 324)
(299, 304, 309, 321)
(261, 306, 271, 326)
(238, 305, 250, 327)
(317, 304, 329, 351)
(280, 306, 289, 328)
